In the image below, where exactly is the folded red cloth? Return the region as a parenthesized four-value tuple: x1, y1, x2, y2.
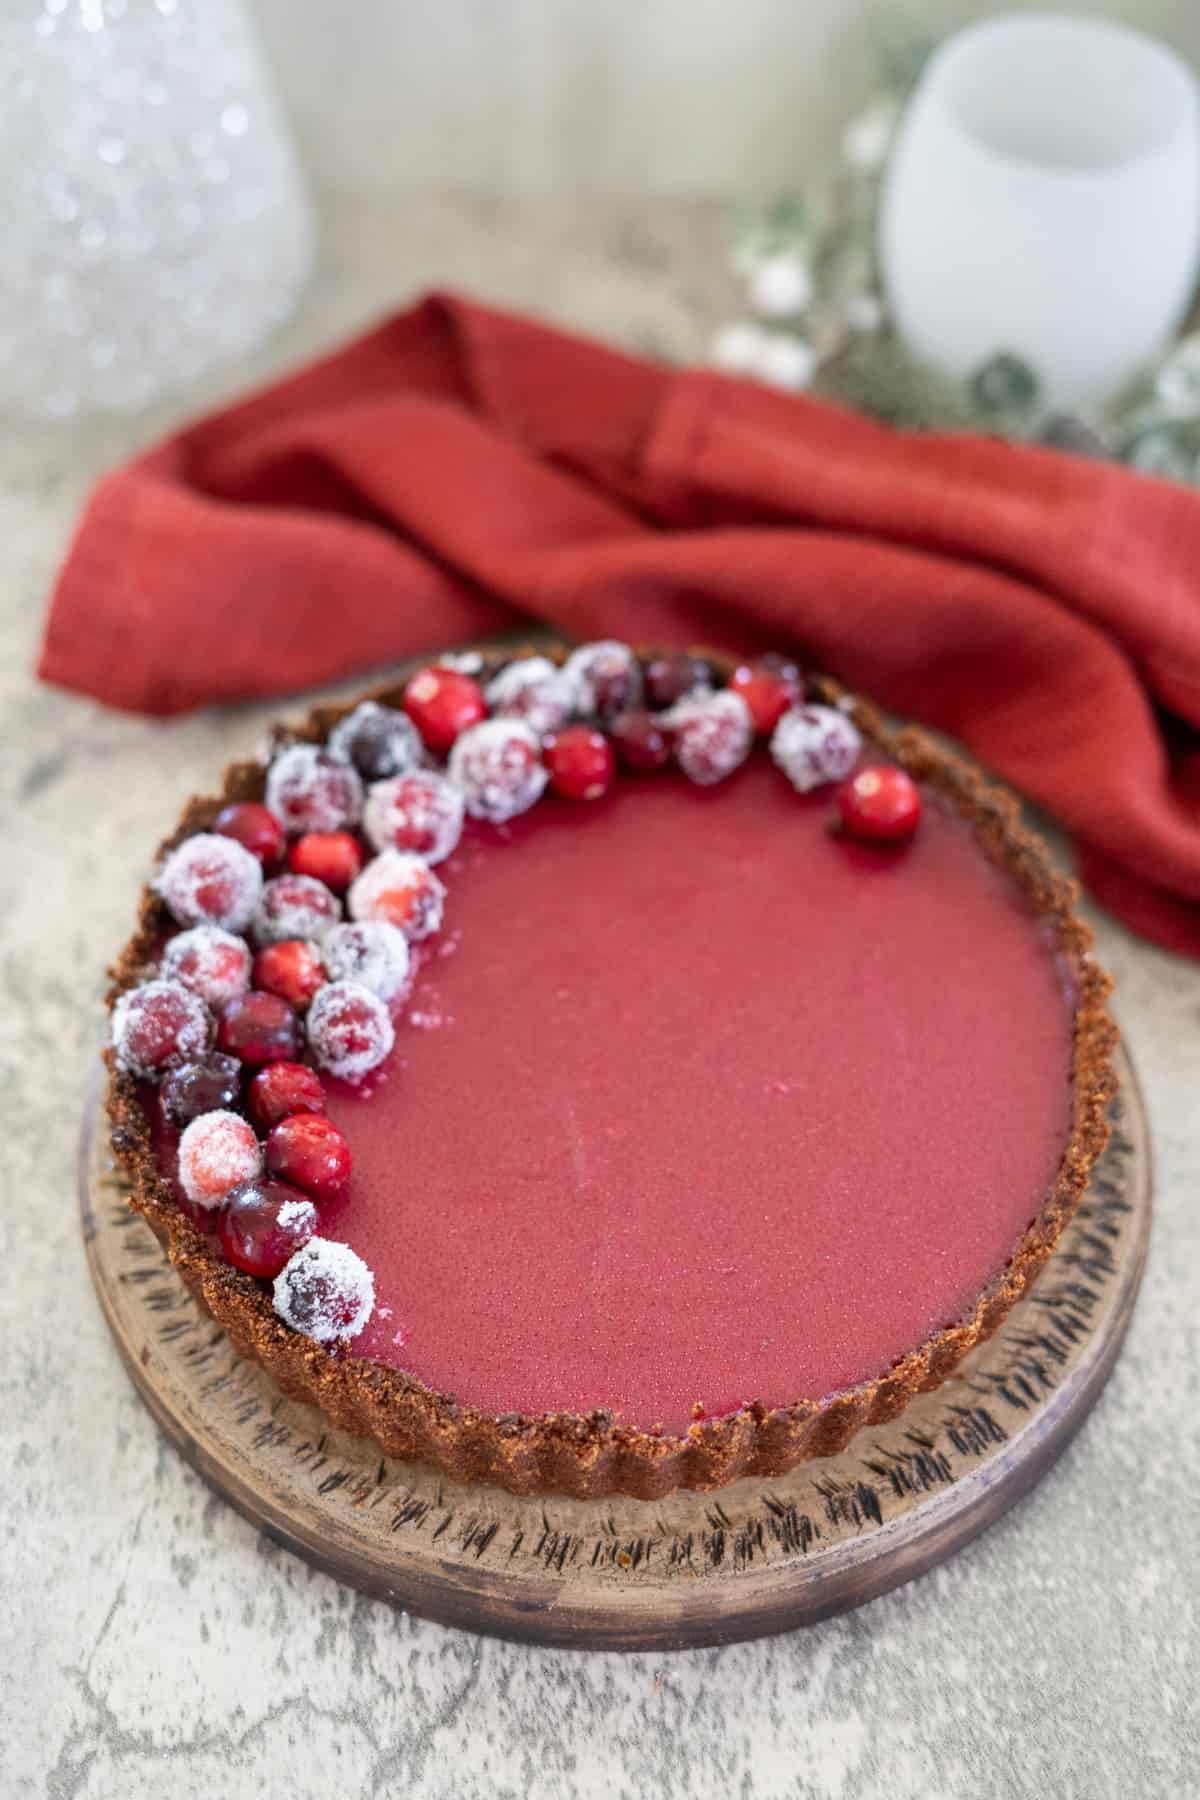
(40, 292, 1200, 956)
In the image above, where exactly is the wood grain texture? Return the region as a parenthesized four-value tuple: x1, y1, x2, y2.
(80, 1045, 1150, 1653)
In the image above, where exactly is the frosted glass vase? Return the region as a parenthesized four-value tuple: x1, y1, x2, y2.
(0, 0, 314, 419)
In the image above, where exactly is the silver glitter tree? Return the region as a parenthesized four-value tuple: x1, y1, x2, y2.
(0, 0, 314, 419)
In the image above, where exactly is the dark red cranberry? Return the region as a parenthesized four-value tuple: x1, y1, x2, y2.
(287, 831, 364, 894)
(643, 653, 710, 709)
(161, 1053, 243, 1128)
(729, 657, 803, 733)
(265, 1113, 353, 1200)
(217, 990, 302, 1065)
(403, 665, 487, 753)
(248, 1061, 326, 1131)
(217, 1178, 318, 1279)
(214, 802, 286, 867)
(610, 709, 672, 772)
(327, 701, 421, 780)
(252, 939, 327, 1008)
(543, 726, 616, 800)
(836, 766, 922, 843)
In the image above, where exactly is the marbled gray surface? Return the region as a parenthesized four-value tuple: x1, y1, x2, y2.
(2, 193, 1197, 1800)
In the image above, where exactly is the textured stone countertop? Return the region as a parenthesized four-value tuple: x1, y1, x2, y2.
(3, 194, 1197, 1800)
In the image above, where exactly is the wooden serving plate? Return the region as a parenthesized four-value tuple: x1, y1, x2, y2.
(80, 1044, 1149, 1652)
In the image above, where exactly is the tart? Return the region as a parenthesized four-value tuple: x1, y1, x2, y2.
(105, 645, 1117, 1500)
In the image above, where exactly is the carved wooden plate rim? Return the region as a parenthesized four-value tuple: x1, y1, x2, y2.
(80, 1043, 1150, 1652)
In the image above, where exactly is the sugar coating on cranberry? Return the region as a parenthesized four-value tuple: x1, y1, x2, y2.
(161, 1053, 243, 1128)
(563, 640, 643, 720)
(252, 873, 341, 946)
(249, 1061, 326, 1130)
(447, 719, 547, 823)
(363, 770, 465, 865)
(161, 925, 252, 1009)
(178, 1109, 262, 1209)
(111, 979, 213, 1079)
(348, 850, 446, 941)
(218, 1179, 318, 1279)
(667, 690, 754, 786)
(265, 744, 363, 834)
(157, 833, 263, 932)
(307, 979, 395, 1081)
(273, 1237, 375, 1344)
(327, 700, 422, 781)
(485, 656, 576, 737)
(770, 704, 862, 793)
(322, 920, 411, 1003)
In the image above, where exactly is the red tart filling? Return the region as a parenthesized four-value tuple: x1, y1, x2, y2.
(322, 755, 1073, 1433)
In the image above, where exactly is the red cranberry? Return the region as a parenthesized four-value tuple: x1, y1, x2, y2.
(111, 980, 213, 1079)
(252, 939, 326, 1009)
(610, 709, 672, 773)
(161, 1053, 243, 1128)
(543, 725, 616, 800)
(287, 831, 364, 894)
(252, 873, 341, 947)
(249, 1061, 326, 1131)
(643, 653, 710, 710)
(265, 744, 363, 834)
(402, 665, 487, 753)
(836, 766, 922, 843)
(348, 850, 446, 941)
(218, 1178, 318, 1279)
(157, 833, 262, 931)
(729, 658, 803, 734)
(214, 802, 286, 867)
(218, 990, 302, 1065)
(563, 641, 642, 720)
(265, 1113, 353, 1200)
(327, 701, 422, 780)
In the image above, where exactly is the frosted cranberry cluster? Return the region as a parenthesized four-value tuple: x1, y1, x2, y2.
(111, 644, 921, 1351)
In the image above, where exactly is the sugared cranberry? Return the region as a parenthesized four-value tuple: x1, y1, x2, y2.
(836, 766, 922, 843)
(265, 744, 363, 834)
(447, 719, 547, 823)
(214, 802, 286, 867)
(643, 652, 710, 710)
(217, 990, 302, 1065)
(273, 1238, 375, 1343)
(306, 980, 395, 1082)
(252, 939, 327, 1008)
(265, 1113, 353, 1201)
(161, 925, 252, 1009)
(563, 641, 642, 720)
(218, 1179, 318, 1279)
(543, 725, 616, 801)
(327, 700, 422, 781)
(161, 1053, 243, 1128)
(248, 1061, 326, 1131)
(252, 873, 341, 946)
(157, 833, 263, 931)
(362, 771, 464, 864)
(322, 920, 411, 1003)
(668, 690, 754, 786)
(111, 980, 213, 1080)
(287, 831, 364, 894)
(402, 665, 487, 753)
(485, 656, 575, 736)
(610, 709, 672, 773)
(771, 705, 862, 793)
(729, 658, 803, 734)
(178, 1109, 261, 1208)
(348, 850, 446, 941)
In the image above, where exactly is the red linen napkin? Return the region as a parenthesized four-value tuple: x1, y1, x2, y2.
(39, 292, 1200, 955)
